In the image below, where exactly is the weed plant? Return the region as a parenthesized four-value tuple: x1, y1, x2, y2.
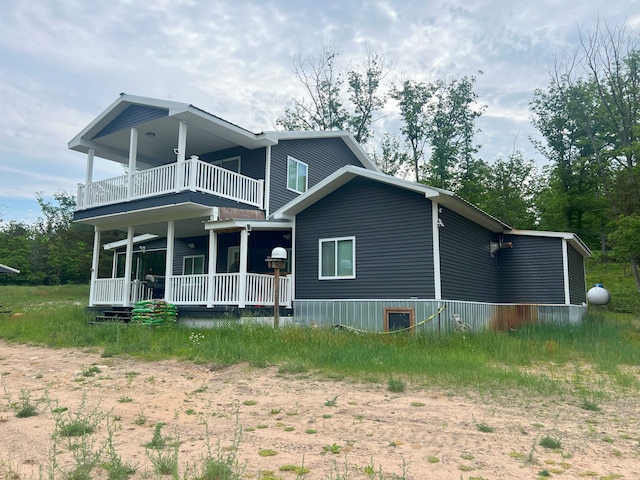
(1, 285, 639, 400)
(3, 387, 40, 418)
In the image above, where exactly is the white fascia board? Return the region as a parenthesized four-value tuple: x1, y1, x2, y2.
(172, 109, 276, 149)
(0, 264, 20, 274)
(272, 165, 443, 219)
(68, 94, 189, 149)
(75, 202, 215, 230)
(204, 219, 292, 231)
(103, 233, 159, 250)
(508, 229, 592, 257)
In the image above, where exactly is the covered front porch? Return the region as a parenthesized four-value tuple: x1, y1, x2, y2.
(91, 272, 291, 308)
(88, 218, 293, 309)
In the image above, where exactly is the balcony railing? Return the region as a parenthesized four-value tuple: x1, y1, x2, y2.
(90, 273, 291, 308)
(77, 158, 264, 210)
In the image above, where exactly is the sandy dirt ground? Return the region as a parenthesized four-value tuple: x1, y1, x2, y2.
(0, 340, 639, 480)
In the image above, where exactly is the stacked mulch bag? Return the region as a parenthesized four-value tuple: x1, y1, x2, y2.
(131, 300, 178, 326)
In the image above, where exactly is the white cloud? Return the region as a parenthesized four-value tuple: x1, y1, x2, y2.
(0, 0, 636, 221)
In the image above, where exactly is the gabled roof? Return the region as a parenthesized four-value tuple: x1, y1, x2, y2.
(68, 94, 379, 172)
(68, 93, 276, 153)
(272, 165, 511, 233)
(262, 130, 379, 172)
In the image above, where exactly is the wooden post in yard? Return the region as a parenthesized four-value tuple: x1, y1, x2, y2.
(266, 247, 288, 329)
(273, 265, 280, 328)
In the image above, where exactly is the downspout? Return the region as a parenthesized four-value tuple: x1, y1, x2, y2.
(264, 145, 271, 217)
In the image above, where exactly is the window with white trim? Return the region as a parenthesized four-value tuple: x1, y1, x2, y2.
(319, 237, 355, 279)
(183, 255, 205, 275)
(212, 156, 240, 173)
(287, 156, 308, 194)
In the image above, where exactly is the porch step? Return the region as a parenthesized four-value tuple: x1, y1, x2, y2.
(89, 307, 133, 325)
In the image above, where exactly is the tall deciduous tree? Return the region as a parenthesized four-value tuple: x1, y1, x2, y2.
(389, 79, 432, 182)
(390, 75, 485, 188)
(531, 79, 610, 248)
(371, 133, 409, 177)
(481, 151, 540, 229)
(276, 44, 389, 144)
(424, 76, 485, 190)
(532, 20, 640, 287)
(608, 214, 640, 292)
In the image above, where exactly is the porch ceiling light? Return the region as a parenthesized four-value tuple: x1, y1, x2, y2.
(145, 132, 156, 137)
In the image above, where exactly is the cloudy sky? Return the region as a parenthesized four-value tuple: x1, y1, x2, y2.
(0, 0, 637, 224)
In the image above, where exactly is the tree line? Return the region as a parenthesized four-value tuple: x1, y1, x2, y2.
(276, 22, 640, 292)
(1, 21, 639, 290)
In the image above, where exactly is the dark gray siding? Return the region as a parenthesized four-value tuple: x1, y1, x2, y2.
(295, 177, 434, 299)
(94, 105, 168, 139)
(497, 235, 565, 304)
(269, 138, 366, 213)
(568, 244, 586, 304)
(199, 146, 266, 180)
(116, 236, 210, 275)
(439, 208, 498, 302)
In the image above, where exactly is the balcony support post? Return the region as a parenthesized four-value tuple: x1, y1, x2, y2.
(238, 228, 248, 308)
(264, 145, 271, 216)
(83, 148, 95, 209)
(175, 120, 187, 191)
(165, 220, 175, 301)
(123, 226, 134, 306)
(207, 229, 217, 307)
(127, 128, 138, 201)
(89, 226, 101, 307)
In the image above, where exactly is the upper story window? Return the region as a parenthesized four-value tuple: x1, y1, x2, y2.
(287, 156, 308, 194)
(319, 237, 355, 280)
(213, 156, 241, 173)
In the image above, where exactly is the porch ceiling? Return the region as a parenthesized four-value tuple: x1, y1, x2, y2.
(83, 117, 246, 168)
(69, 95, 277, 167)
(75, 202, 213, 237)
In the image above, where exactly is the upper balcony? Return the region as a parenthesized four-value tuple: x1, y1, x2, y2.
(76, 156, 264, 211)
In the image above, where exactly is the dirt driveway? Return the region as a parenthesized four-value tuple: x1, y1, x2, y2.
(1, 340, 638, 479)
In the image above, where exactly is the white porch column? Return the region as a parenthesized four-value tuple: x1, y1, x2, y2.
(432, 201, 442, 300)
(123, 226, 134, 306)
(264, 145, 271, 216)
(238, 228, 248, 308)
(207, 230, 217, 307)
(165, 221, 175, 301)
(83, 148, 95, 208)
(562, 239, 571, 305)
(127, 128, 138, 201)
(175, 120, 187, 192)
(89, 226, 101, 307)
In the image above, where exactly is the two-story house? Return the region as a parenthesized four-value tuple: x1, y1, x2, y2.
(71, 94, 590, 331)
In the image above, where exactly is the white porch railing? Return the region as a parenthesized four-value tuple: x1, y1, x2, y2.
(77, 158, 264, 210)
(90, 274, 291, 308)
(92, 278, 127, 304)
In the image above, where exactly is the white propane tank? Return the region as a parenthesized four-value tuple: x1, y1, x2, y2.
(586, 283, 611, 306)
